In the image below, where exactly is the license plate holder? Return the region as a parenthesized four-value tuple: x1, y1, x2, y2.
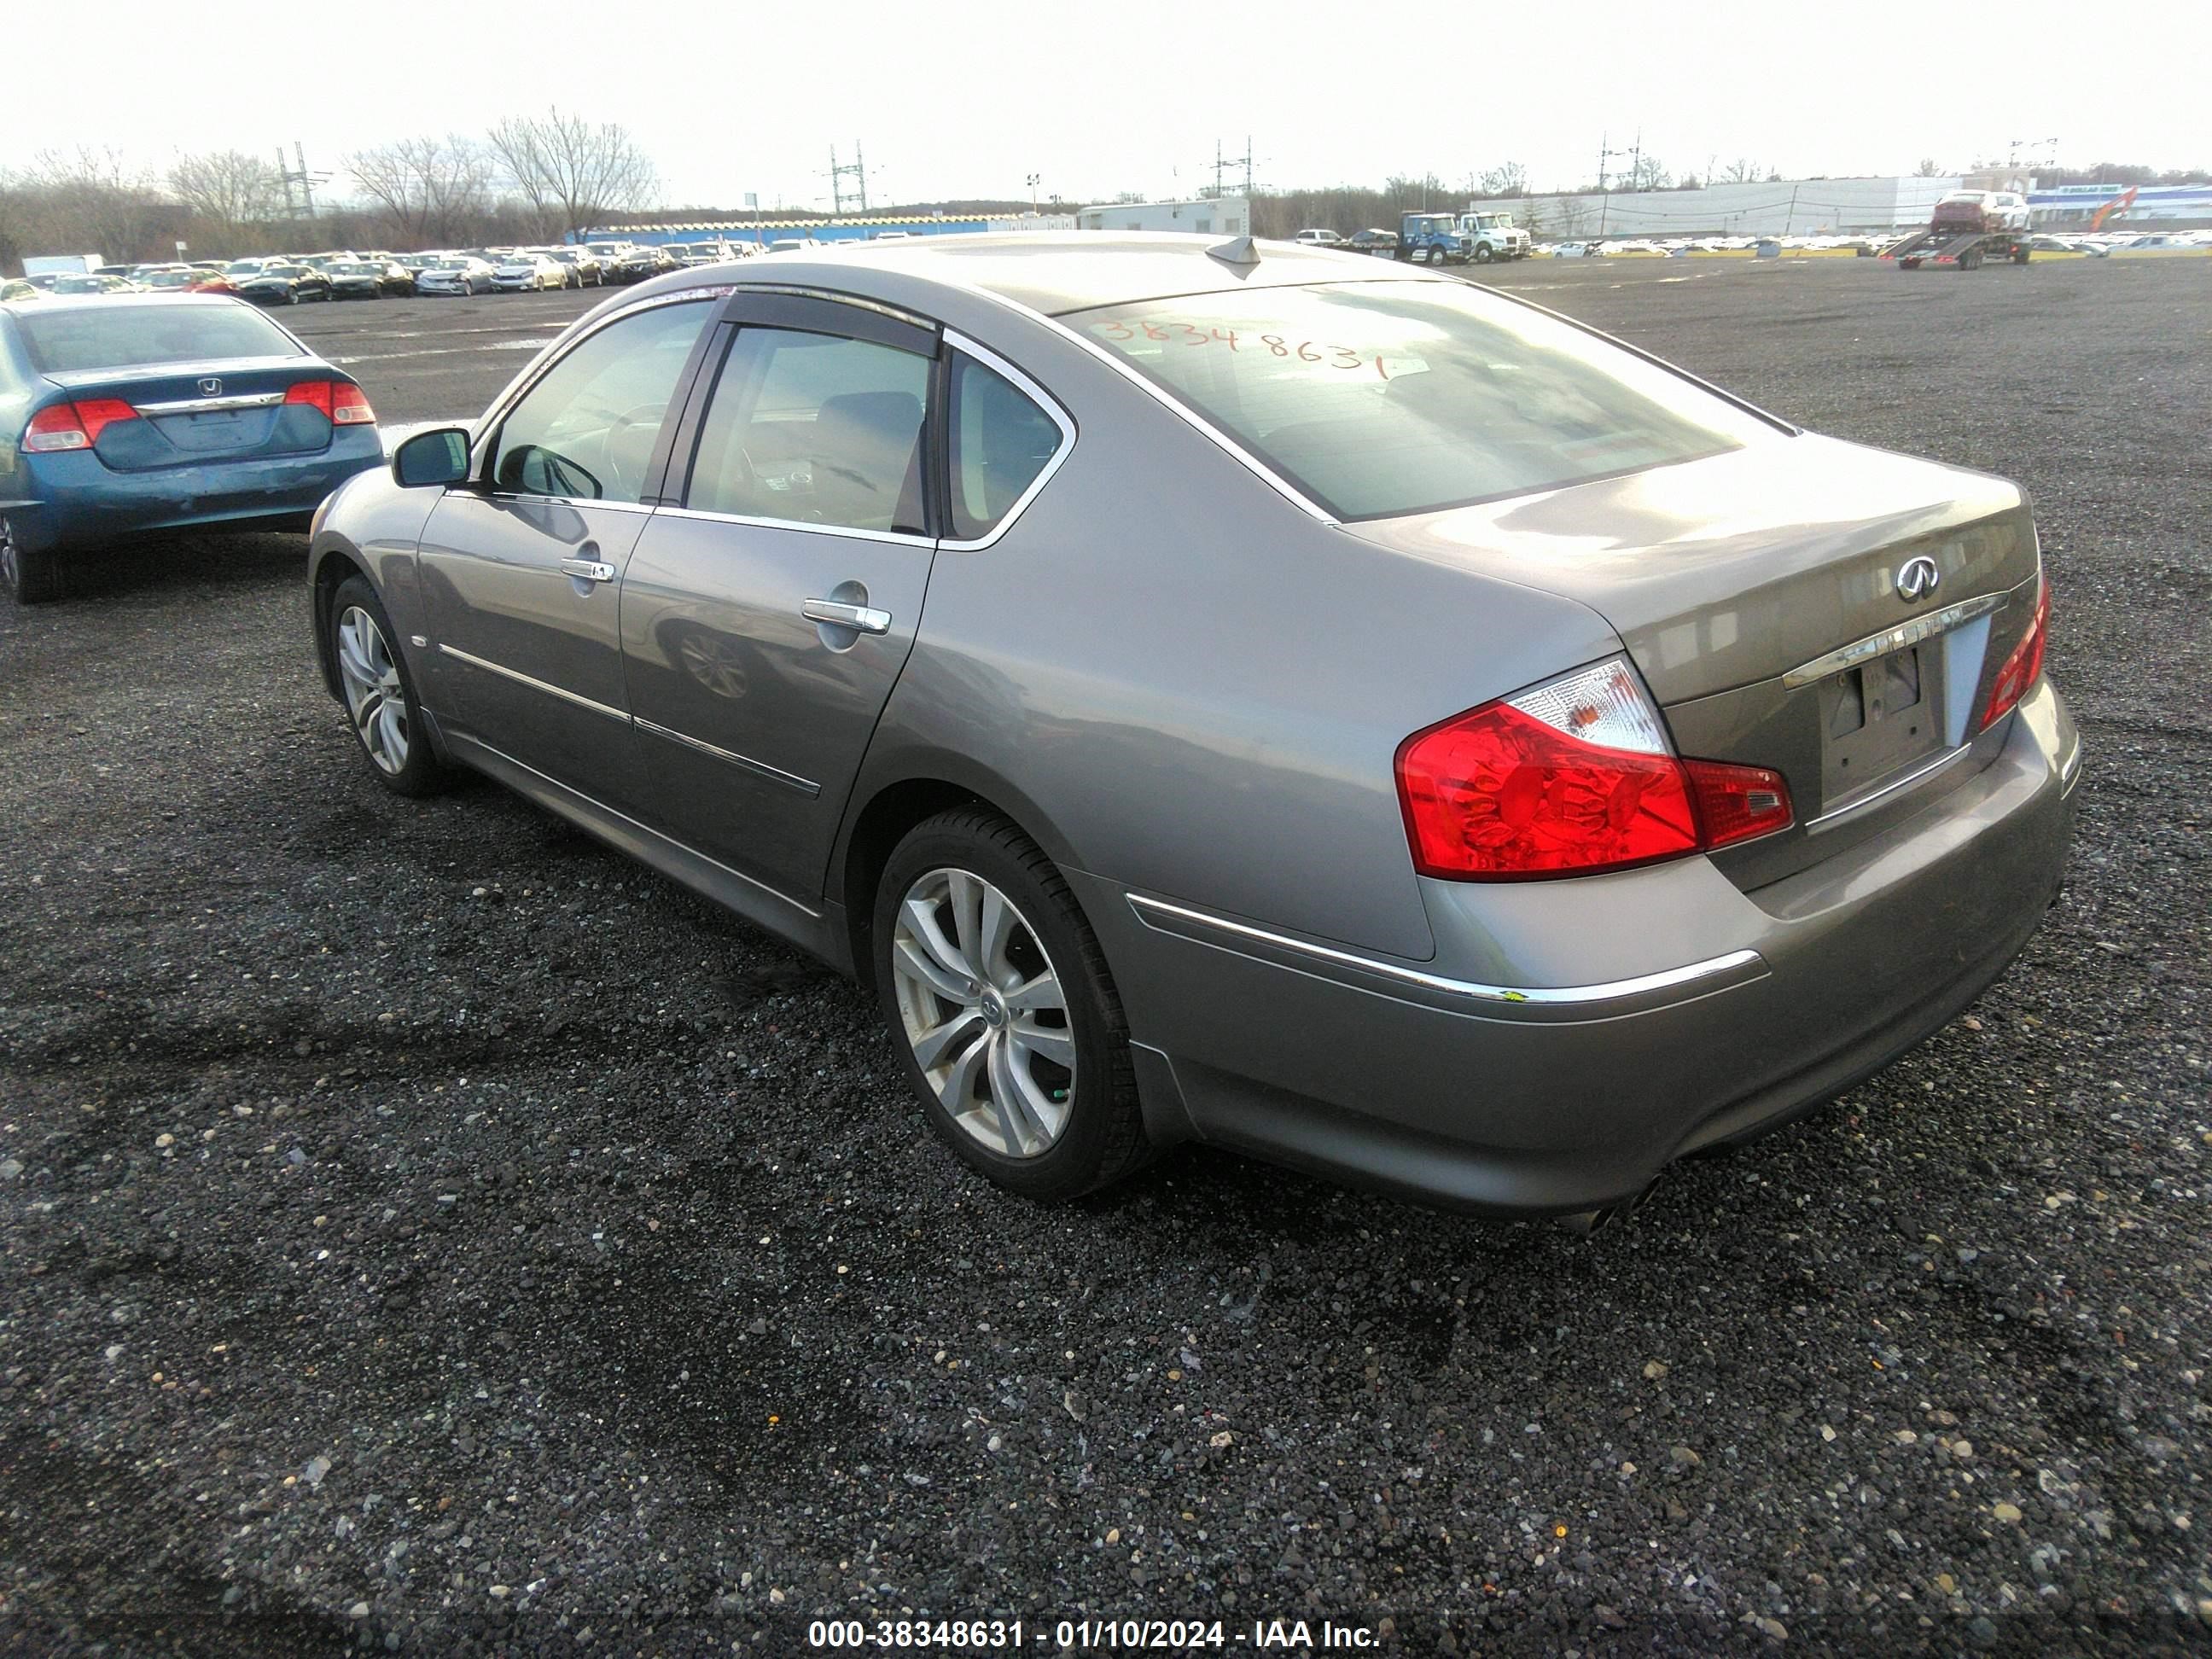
(1819, 643, 1942, 805)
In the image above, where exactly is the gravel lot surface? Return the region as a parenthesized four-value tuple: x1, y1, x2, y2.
(2, 259, 2207, 1656)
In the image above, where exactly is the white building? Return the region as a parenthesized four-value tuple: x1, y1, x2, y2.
(1075, 197, 1250, 236)
(1501, 176, 2009, 240)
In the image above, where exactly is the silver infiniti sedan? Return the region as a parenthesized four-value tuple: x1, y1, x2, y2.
(306, 234, 2078, 1222)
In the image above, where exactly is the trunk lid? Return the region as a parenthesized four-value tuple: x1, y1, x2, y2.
(1343, 434, 2044, 882)
(43, 357, 347, 471)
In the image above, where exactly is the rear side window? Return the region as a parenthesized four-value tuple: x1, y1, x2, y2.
(490, 300, 713, 504)
(16, 304, 305, 374)
(1068, 281, 1771, 521)
(686, 327, 931, 535)
(947, 353, 1064, 541)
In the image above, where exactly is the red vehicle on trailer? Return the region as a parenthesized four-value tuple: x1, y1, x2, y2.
(1883, 190, 2034, 270)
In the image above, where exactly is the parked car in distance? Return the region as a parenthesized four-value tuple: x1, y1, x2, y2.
(1345, 228, 1400, 257)
(1930, 190, 2032, 233)
(304, 234, 2076, 1223)
(328, 260, 413, 300)
(2, 293, 381, 602)
(0, 279, 41, 302)
(491, 253, 568, 293)
(140, 268, 238, 295)
(547, 247, 607, 286)
(234, 263, 332, 306)
(1292, 228, 1346, 247)
(51, 273, 145, 295)
(415, 258, 498, 297)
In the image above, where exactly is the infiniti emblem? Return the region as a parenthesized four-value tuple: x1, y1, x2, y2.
(199, 376, 223, 397)
(1895, 555, 1941, 602)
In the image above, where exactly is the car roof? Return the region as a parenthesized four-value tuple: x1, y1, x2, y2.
(618, 231, 1435, 317)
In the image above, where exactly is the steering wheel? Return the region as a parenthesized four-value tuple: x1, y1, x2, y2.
(602, 401, 668, 499)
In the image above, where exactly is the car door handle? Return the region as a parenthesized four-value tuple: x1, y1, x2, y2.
(801, 598, 893, 634)
(560, 558, 616, 584)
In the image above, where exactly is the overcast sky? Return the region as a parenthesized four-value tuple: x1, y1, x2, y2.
(12, 1, 2200, 212)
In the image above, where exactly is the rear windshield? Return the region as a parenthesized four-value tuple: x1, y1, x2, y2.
(17, 304, 304, 374)
(1067, 280, 1768, 519)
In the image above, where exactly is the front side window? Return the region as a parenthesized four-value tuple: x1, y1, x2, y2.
(1068, 280, 1770, 521)
(491, 300, 712, 504)
(947, 353, 1064, 541)
(685, 327, 931, 535)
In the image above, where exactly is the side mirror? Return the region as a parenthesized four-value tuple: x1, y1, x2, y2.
(393, 427, 471, 489)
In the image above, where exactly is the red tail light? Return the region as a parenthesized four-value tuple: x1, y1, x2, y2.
(24, 399, 140, 451)
(1396, 657, 1793, 881)
(1979, 576, 2050, 731)
(284, 381, 376, 426)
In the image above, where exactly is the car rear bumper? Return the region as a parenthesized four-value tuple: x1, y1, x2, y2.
(1074, 678, 2078, 1215)
(8, 432, 384, 555)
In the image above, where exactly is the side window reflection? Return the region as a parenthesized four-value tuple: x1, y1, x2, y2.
(492, 300, 712, 504)
(687, 328, 931, 535)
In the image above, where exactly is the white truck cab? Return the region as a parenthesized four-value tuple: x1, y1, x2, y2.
(1455, 210, 1530, 262)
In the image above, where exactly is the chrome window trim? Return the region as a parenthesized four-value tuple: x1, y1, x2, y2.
(938, 329, 1078, 552)
(655, 504, 934, 549)
(634, 717, 821, 796)
(1781, 593, 2004, 689)
(134, 391, 285, 416)
(1126, 893, 1767, 1016)
(436, 643, 630, 725)
(1801, 742, 1974, 833)
(482, 492, 657, 516)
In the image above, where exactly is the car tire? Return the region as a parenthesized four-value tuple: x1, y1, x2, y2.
(1474, 243, 1494, 264)
(1, 515, 65, 605)
(874, 806, 1150, 1202)
(329, 574, 445, 797)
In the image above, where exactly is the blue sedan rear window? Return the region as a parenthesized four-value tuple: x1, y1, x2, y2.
(18, 305, 305, 375)
(1068, 280, 1769, 521)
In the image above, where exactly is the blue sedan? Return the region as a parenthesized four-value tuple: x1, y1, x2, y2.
(0, 294, 383, 602)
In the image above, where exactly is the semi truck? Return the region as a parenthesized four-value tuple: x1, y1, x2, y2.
(20, 254, 103, 278)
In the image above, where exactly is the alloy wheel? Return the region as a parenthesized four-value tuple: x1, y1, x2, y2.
(335, 604, 410, 775)
(889, 867, 1076, 1159)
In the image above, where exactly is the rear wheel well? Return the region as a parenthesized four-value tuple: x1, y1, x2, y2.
(841, 778, 1023, 989)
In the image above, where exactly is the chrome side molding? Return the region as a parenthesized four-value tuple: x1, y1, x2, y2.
(1126, 892, 1767, 1019)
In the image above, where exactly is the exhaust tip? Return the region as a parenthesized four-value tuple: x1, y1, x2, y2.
(1556, 1183, 1656, 1236)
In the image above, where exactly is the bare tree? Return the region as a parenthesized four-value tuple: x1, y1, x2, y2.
(351, 137, 495, 245)
(1914, 157, 1945, 177)
(26, 147, 174, 262)
(486, 108, 656, 244)
(1722, 157, 1762, 184)
(1478, 161, 1528, 197)
(169, 150, 287, 236)
(1625, 153, 1671, 192)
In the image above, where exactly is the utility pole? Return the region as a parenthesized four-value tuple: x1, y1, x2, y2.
(1208, 137, 1252, 202)
(830, 143, 868, 215)
(1596, 132, 1630, 236)
(276, 148, 295, 219)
